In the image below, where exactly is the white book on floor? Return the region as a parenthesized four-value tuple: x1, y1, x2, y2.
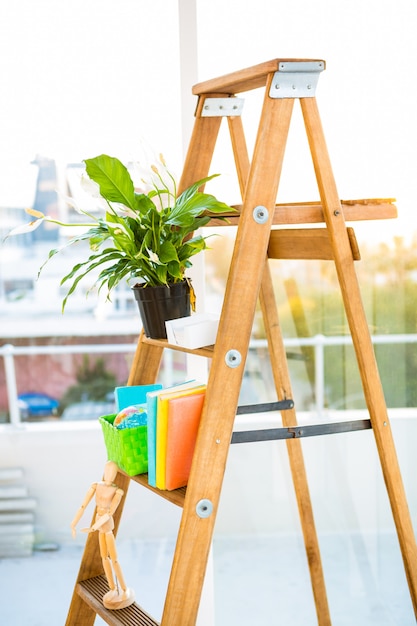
(0, 468, 24, 482)
(0, 512, 35, 524)
(0, 486, 29, 499)
(0, 498, 37, 512)
(0, 523, 34, 536)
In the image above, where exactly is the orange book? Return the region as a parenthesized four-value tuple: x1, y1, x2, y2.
(155, 383, 205, 489)
(165, 390, 206, 491)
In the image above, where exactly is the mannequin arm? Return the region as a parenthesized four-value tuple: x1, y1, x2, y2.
(70, 483, 97, 537)
(109, 487, 124, 516)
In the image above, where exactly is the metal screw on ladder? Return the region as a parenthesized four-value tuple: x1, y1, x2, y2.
(196, 499, 213, 518)
(253, 205, 269, 224)
(225, 349, 242, 368)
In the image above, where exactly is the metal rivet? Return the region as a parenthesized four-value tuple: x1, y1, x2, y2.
(253, 205, 269, 224)
(216, 438, 220, 444)
(334, 210, 340, 216)
(196, 499, 213, 518)
(307, 84, 312, 90)
(225, 349, 242, 368)
(275, 83, 280, 89)
(383, 421, 387, 426)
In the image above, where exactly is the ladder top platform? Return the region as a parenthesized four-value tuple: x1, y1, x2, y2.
(193, 58, 326, 95)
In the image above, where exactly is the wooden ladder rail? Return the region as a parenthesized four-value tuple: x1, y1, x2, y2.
(159, 72, 309, 626)
(300, 95, 417, 615)
(227, 108, 331, 624)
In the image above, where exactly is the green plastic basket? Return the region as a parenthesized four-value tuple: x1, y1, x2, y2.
(99, 413, 148, 476)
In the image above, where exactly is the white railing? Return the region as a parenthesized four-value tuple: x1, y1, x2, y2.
(2, 333, 417, 426)
(0, 342, 174, 426)
(251, 332, 417, 418)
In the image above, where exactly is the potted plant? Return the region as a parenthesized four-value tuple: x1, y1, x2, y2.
(6, 153, 234, 338)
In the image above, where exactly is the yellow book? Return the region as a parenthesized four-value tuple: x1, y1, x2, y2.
(155, 382, 206, 490)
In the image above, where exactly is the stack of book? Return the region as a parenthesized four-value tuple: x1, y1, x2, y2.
(114, 381, 206, 490)
(146, 381, 206, 491)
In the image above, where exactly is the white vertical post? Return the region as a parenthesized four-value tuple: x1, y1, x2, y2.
(177, 6, 214, 625)
(3, 343, 21, 426)
(178, 0, 199, 159)
(314, 334, 325, 416)
(177, 0, 209, 385)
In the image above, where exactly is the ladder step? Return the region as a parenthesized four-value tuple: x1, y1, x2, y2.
(207, 199, 397, 228)
(232, 418, 372, 443)
(129, 473, 186, 506)
(267, 227, 360, 261)
(77, 576, 159, 626)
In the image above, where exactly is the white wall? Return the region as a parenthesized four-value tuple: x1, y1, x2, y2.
(0, 411, 415, 547)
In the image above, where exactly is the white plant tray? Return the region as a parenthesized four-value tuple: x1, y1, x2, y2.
(165, 313, 219, 349)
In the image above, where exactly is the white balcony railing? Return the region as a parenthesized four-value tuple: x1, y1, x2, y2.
(2, 333, 417, 426)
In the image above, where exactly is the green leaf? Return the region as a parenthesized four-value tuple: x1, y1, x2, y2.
(159, 241, 179, 263)
(166, 260, 183, 280)
(178, 236, 207, 261)
(84, 154, 137, 210)
(133, 193, 157, 214)
(167, 174, 234, 226)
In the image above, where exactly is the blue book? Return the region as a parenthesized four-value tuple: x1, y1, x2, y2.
(146, 390, 161, 487)
(115, 384, 162, 482)
(114, 384, 162, 411)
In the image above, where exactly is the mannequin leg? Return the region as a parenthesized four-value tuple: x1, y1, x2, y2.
(106, 532, 128, 591)
(99, 531, 116, 590)
(101, 532, 135, 610)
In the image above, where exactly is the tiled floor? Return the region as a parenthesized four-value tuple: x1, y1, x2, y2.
(0, 531, 414, 625)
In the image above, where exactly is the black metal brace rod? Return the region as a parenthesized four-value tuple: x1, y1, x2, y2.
(236, 399, 294, 414)
(231, 418, 372, 444)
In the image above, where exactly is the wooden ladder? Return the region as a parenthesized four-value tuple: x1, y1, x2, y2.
(65, 58, 417, 626)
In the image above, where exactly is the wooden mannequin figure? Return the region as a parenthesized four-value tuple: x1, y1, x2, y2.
(71, 460, 135, 610)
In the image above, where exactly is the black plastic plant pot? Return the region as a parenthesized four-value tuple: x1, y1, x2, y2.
(132, 281, 191, 339)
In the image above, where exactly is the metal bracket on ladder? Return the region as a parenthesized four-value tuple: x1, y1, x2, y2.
(201, 96, 244, 117)
(269, 60, 325, 99)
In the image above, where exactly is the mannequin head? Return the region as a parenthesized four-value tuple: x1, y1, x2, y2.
(103, 460, 118, 483)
